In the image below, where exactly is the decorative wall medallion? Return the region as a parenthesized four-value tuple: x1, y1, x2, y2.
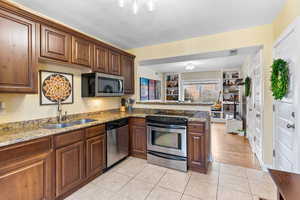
(40, 70, 74, 105)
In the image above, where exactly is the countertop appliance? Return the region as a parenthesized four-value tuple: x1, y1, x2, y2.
(146, 115, 188, 171)
(82, 72, 124, 97)
(106, 118, 129, 168)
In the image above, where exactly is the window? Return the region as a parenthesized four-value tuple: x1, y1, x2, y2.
(183, 80, 220, 103)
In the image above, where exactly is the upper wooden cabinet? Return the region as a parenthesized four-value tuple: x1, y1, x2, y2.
(0, 9, 37, 93)
(93, 45, 109, 73)
(71, 36, 93, 67)
(109, 50, 121, 75)
(40, 25, 71, 62)
(122, 55, 135, 94)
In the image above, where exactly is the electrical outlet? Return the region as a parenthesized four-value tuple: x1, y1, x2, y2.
(0, 101, 5, 111)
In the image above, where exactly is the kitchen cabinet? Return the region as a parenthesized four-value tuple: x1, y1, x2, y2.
(55, 141, 85, 197)
(93, 45, 109, 73)
(86, 125, 106, 178)
(188, 122, 211, 173)
(0, 137, 52, 200)
(122, 55, 135, 94)
(40, 25, 71, 62)
(0, 8, 38, 93)
(130, 118, 147, 159)
(71, 36, 93, 67)
(109, 50, 121, 75)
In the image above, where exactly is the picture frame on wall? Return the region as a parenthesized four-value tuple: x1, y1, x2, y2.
(149, 80, 156, 100)
(155, 80, 161, 100)
(140, 77, 149, 101)
(40, 70, 74, 105)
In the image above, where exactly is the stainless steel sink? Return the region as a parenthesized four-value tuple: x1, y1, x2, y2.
(43, 118, 97, 129)
(70, 118, 97, 125)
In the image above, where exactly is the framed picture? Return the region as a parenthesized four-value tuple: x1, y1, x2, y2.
(140, 77, 149, 101)
(149, 80, 156, 100)
(155, 80, 161, 100)
(40, 70, 74, 105)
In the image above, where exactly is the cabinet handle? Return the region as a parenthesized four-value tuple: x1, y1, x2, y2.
(287, 124, 295, 129)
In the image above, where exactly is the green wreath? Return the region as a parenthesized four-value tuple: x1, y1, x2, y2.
(245, 76, 251, 97)
(271, 59, 289, 100)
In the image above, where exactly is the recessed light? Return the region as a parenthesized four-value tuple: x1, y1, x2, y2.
(185, 63, 195, 70)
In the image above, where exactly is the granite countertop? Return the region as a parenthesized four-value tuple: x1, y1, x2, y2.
(0, 111, 209, 148)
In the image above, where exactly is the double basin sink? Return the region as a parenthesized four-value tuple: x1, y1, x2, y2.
(43, 119, 97, 129)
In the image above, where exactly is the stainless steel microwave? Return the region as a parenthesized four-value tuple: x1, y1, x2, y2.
(82, 73, 124, 97)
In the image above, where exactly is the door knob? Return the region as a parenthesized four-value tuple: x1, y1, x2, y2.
(287, 124, 295, 129)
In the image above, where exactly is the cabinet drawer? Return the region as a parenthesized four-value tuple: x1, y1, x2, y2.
(188, 123, 205, 133)
(86, 125, 106, 139)
(130, 118, 146, 126)
(0, 137, 51, 164)
(54, 129, 84, 148)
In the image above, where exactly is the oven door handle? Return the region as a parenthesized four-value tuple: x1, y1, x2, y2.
(147, 123, 186, 130)
(148, 151, 187, 161)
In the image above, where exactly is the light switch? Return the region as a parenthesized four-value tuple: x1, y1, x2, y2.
(0, 101, 5, 110)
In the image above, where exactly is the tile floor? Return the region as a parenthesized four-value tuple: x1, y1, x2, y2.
(66, 157, 277, 200)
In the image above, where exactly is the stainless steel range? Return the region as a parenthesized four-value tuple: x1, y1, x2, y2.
(146, 115, 188, 171)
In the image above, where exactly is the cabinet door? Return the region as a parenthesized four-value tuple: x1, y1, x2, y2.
(41, 25, 71, 62)
(0, 154, 52, 200)
(130, 125, 147, 159)
(122, 55, 135, 94)
(93, 45, 109, 73)
(71, 36, 92, 67)
(109, 50, 121, 75)
(0, 9, 37, 93)
(86, 135, 106, 178)
(56, 141, 84, 197)
(188, 132, 206, 171)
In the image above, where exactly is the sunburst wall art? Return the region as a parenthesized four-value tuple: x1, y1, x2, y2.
(40, 70, 74, 105)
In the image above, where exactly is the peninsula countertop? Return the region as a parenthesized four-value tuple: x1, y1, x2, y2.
(0, 111, 210, 148)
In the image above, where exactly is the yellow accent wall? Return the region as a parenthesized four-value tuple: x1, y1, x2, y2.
(0, 63, 121, 123)
(273, 0, 300, 39)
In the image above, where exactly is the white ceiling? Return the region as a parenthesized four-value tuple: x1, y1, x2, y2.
(141, 46, 260, 73)
(11, 0, 284, 49)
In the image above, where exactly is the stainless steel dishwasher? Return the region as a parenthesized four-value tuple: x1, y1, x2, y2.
(106, 118, 129, 168)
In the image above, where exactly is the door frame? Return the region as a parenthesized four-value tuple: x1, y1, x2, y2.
(272, 17, 300, 172)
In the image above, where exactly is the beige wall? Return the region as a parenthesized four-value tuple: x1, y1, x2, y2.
(181, 71, 221, 81)
(0, 63, 121, 123)
(273, 0, 300, 39)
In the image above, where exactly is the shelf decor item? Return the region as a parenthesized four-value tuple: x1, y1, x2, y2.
(140, 77, 149, 101)
(40, 70, 73, 105)
(271, 59, 289, 100)
(245, 76, 251, 97)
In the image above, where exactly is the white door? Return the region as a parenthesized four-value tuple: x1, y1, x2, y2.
(273, 18, 300, 172)
(247, 50, 263, 164)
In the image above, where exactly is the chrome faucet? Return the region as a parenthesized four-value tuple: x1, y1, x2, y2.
(57, 99, 63, 123)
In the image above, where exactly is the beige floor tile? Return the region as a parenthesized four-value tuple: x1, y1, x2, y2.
(210, 162, 221, 172)
(181, 195, 202, 200)
(115, 157, 147, 177)
(110, 193, 134, 200)
(190, 170, 219, 184)
(219, 174, 251, 193)
(249, 180, 277, 200)
(134, 164, 167, 184)
(184, 180, 217, 199)
(158, 169, 191, 193)
(146, 186, 182, 200)
(252, 195, 276, 200)
(246, 168, 274, 184)
(84, 187, 116, 200)
(220, 163, 247, 178)
(93, 172, 132, 192)
(118, 179, 155, 200)
(217, 187, 252, 200)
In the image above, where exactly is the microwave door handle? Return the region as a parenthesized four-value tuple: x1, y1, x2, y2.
(119, 80, 123, 93)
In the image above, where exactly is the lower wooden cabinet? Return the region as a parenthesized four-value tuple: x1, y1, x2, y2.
(0, 138, 52, 200)
(188, 122, 211, 173)
(130, 118, 147, 159)
(86, 135, 106, 178)
(55, 141, 85, 197)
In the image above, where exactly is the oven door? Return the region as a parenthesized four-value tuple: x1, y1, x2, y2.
(95, 73, 124, 96)
(147, 123, 187, 157)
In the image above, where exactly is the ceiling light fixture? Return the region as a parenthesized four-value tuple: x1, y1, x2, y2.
(119, 0, 155, 14)
(185, 63, 195, 70)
